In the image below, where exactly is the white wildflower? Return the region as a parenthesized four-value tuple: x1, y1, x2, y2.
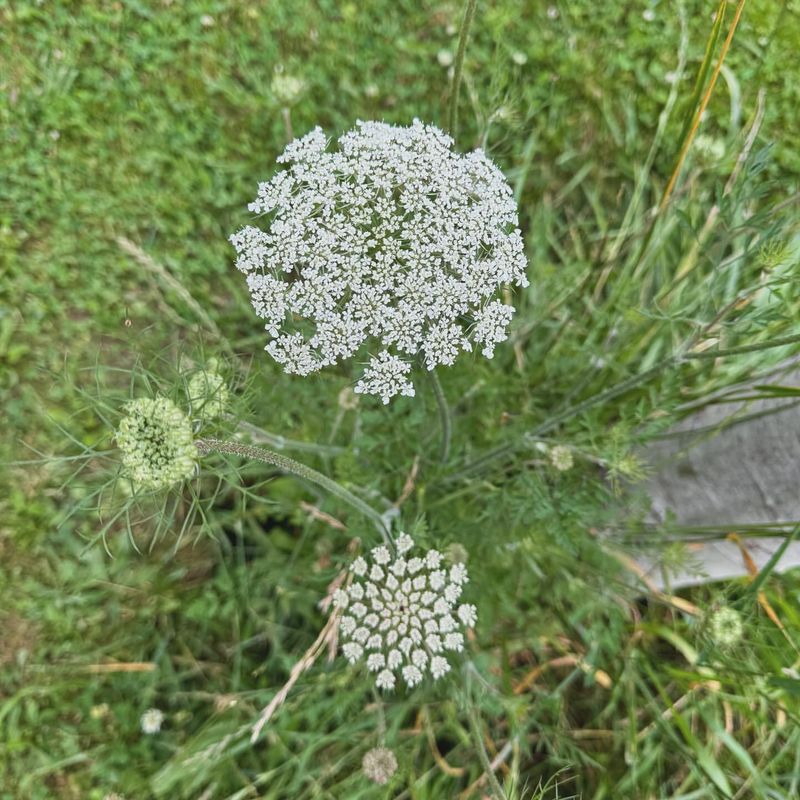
(549, 444, 574, 472)
(231, 119, 529, 402)
(362, 746, 398, 784)
(140, 708, 165, 734)
(338, 536, 475, 690)
(437, 49, 454, 67)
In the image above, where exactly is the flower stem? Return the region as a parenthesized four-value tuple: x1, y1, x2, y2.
(196, 437, 390, 543)
(447, 0, 478, 142)
(429, 370, 453, 464)
(235, 419, 345, 456)
(466, 699, 506, 800)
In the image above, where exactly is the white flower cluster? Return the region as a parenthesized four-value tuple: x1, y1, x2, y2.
(334, 533, 477, 691)
(362, 746, 398, 785)
(140, 707, 165, 734)
(230, 119, 529, 403)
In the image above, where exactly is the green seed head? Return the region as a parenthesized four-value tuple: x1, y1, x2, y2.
(116, 396, 198, 491)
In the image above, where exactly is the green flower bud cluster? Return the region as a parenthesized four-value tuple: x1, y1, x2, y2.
(187, 368, 229, 421)
(116, 397, 198, 491)
(548, 444, 574, 472)
(707, 606, 744, 650)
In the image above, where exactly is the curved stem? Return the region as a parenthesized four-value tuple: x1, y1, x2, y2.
(197, 437, 390, 543)
(447, 0, 478, 142)
(429, 370, 453, 464)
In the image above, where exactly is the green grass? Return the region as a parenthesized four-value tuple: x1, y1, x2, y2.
(3, 0, 800, 798)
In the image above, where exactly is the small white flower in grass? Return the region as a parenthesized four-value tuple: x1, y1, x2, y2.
(231, 119, 528, 403)
(140, 708, 164, 734)
(338, 536, 475, 690)
(549, 444, 574, 472)
(437, 49, 454, 67)
(362, 746, 398, 785)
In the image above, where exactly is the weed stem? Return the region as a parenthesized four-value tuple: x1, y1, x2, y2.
(448, 0, 478, 142)
(196, 437, 391, 543)
(429, 370, 453, 464)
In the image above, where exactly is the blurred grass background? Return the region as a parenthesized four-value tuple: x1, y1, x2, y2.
(2, 1, 800, 798)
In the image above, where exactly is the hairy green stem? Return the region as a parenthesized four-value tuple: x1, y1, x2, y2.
(466, 701, 506, 799)
(447, 0, 478, 141)
(429, 370, 453, 464)
(196, 437, 390, 542)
